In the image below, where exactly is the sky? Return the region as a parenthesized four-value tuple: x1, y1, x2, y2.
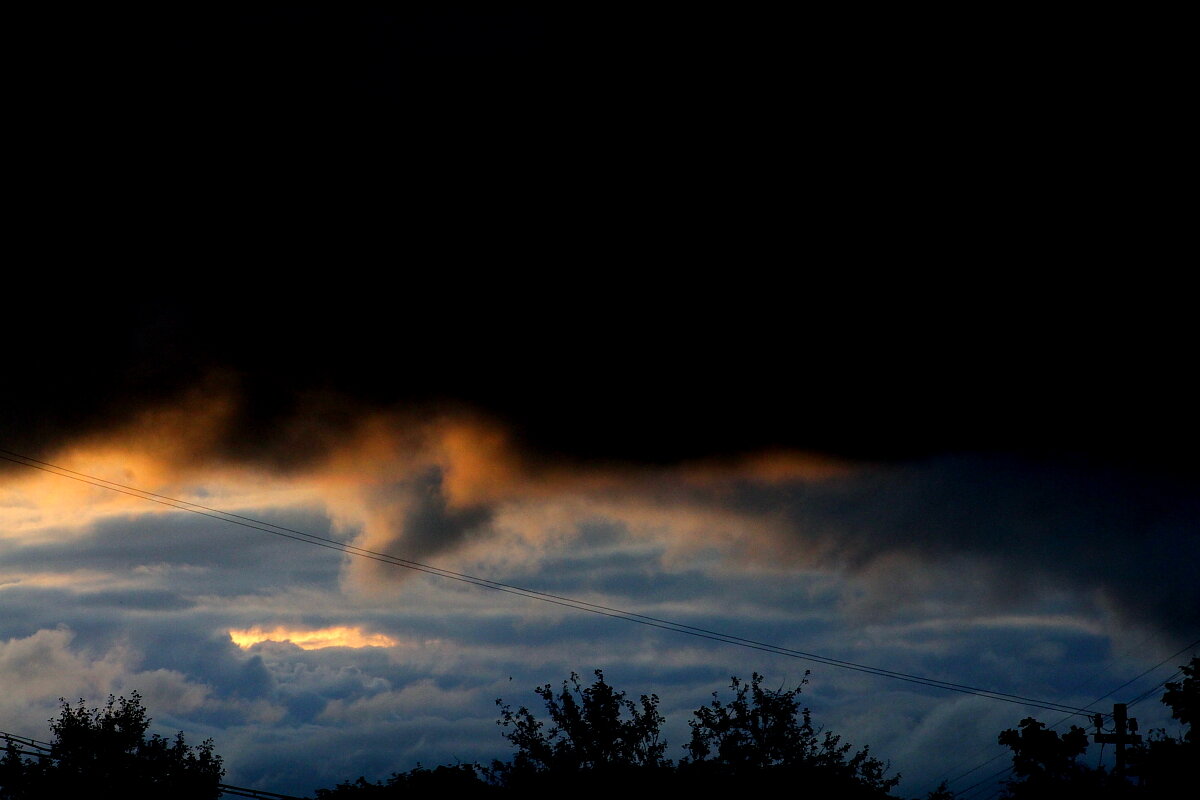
(3, 8, 1194, 799)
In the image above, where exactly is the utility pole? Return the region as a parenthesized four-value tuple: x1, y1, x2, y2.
(1094, 702, 1141, 776)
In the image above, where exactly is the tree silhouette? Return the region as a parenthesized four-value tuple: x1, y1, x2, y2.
(996, 717, 1096, 798)
(0, 692, 223, 800)
(1128, 655, 1199, 798)
(491, 669, 668, 788)
(1160, 655, 1198, 744)
(0, 742, 33, 800)
(314, 763, 491, 798)
(314, 669, 912, 797)
(682, 671, 900, 797)
(921, 779, 956, 799)
(996, 657, 1200, 800)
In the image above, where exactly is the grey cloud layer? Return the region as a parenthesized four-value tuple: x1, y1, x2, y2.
(2, 451, 1193, 795)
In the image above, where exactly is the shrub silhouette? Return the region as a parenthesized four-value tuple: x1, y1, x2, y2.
(0, 692, 223, 800)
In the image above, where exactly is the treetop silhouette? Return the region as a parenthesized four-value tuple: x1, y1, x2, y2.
(493, 668, 668, 777)
(0, 691, 223, 800)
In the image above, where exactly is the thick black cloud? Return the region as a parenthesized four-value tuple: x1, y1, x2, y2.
(4, 8, 1190, 471)
(726, 455, 1200, 642)
(4, 279, 1191, 475)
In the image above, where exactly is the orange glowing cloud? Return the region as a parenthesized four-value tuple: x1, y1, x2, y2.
(228, 626, 398, 650)
(1, 388, 860, 591)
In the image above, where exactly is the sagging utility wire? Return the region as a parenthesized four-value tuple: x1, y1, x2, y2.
(0, 448, 1105, 718)
(0, 729, 301, 800)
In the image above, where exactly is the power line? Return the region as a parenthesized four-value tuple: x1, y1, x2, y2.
(930, 633, 1152, 789)
(216, 785, 306, 800)
(955, 765, 1013, 800)
(0, 729, 302, 799)
(0, 730, 53, 754)
(0, 449, 1105, 719)
(1104, 640, 1199, 709)
(1126, 668, 1184, 710)
(935, 636, 1200, 796)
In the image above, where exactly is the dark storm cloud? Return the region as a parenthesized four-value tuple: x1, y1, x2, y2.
(5, 9, 1191, 476)
(341, 467, 495, 594)
(394, 468, 493, 560)
(6, 281, 1192, 479)
(732, 455, 1200, 641)
(5, 11, 1191, 797)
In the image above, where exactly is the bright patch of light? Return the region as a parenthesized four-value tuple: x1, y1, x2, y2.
(229, 626, 397, 650)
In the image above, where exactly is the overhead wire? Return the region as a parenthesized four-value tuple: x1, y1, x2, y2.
(1095, 640, 1199, 710)
(934, 636, 1200, 797)
(936, 640, 1135, 794)
(0, 448, 1108, 719)
(0, 730, 53, 755)
(0, 729, 301, 799)
(1126, 668, 1184, 710)
(954, 763, 1015, 800)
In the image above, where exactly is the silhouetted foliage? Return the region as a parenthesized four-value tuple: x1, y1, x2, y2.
(1127, 655, 1199, 798)
(0, 743, 31, 800)
(0, 692, 223, 800)
(921, 780, 956, 799)
(488, 669, 670, 793)
(998, 717, 1090, 783)
(314, 763, 491, 798)
(681, 671, 900, 797)
(997, 659, 1200, 800)
(1160, 656, 1197, 744)
(315, 669, 905, 797)
(996, 717, 1101, 798)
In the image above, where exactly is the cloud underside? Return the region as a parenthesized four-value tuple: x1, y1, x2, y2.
(1, 397, 1194, 794)
(3, 397, 1194, 640)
